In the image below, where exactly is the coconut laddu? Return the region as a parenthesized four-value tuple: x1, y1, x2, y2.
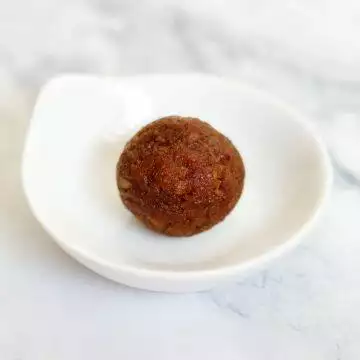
(116, 116, 245, 236)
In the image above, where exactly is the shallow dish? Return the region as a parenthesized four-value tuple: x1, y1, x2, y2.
(22, 74, 332, 292)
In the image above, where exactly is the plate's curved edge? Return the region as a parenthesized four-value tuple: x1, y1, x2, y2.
(21, 73, 333, 291)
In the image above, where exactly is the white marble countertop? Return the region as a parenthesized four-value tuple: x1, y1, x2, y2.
(1, 0, 360, 359)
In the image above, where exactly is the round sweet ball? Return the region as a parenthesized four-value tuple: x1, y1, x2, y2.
(116, 116, 245, 236)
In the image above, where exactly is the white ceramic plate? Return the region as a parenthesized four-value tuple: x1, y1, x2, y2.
(22, 74, 332, 292)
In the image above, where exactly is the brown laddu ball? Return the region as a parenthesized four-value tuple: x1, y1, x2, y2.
(116, 116, 245, 236)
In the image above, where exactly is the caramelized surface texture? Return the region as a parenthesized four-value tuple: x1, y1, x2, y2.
(116, 116, 245, 236)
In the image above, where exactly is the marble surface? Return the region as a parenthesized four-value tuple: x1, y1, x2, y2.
(1, 0, 360, 359)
